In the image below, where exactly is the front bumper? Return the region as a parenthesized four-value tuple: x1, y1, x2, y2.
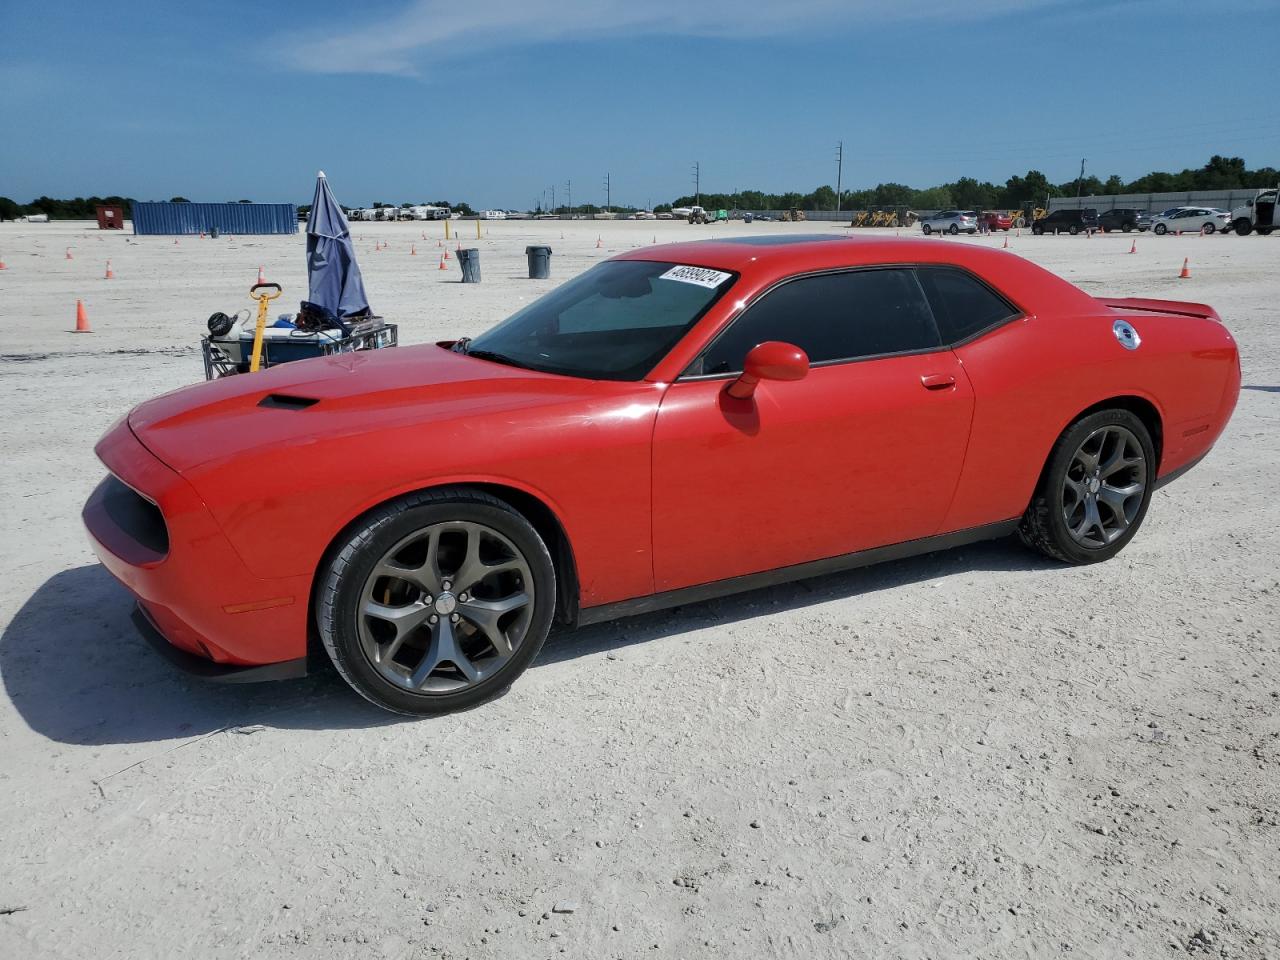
(83, 418, 312, 671)
(132, 605, 307, 682)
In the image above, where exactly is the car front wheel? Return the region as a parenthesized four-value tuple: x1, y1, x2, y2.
(1154, 223, 1168, 235)
(1032, 225, 1044, 235)
(922, 224, 932, 235)
(1019, 409, 1155, 565)
(1069, 225, 1079, 235)
(316, 489, 557, 716)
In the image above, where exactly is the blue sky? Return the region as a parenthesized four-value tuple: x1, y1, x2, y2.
(3, 0, 1277, 208)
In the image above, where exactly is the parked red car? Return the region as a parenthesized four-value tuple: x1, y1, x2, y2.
(84, 236, 1240, 715)
(979, 211, 1013, 231)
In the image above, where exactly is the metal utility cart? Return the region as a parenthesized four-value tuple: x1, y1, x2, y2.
(201, 319, 398, 380)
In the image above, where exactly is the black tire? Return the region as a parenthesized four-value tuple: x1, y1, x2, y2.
(1154, 223, 1168, 235)
(1032, 225, 1044, 235)
(316, 488, 556, 716)
(1121, 224, 1132, 233)
(922, 224, 932, 235)
(1068, 225, 1079, 235)
(948, 224, 959, 235)
(1258, 227, 1273, 236)
(1202, 222, 1215, 234)
(1233, 219, 1252, 236)
(1019, 409, 1156, 565)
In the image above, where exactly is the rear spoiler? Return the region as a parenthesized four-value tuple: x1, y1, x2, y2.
(1096, 297, 1221, 322)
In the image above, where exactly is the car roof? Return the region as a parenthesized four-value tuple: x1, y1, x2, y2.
(610, 234, 1098, 312)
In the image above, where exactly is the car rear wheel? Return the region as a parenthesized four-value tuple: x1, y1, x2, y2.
(1154, 223, 1168, 235)
(948, 224, 959, 235)
(1259, 227, 1273, 236)
(316, 489, 556, 715)
(1019, 410, 1155, 565)
(1203, 223, 1216, 234)
(1032, 225, 1044, 235)
(1121, 224, 1132, 232)
(922, 224, 932, 235)
(1068, 225, 1079, 235)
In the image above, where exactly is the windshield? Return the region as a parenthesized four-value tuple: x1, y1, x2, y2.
(463, 260, 735, 380)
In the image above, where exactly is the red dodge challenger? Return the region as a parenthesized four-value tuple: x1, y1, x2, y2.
(84, 236, 1240, 715)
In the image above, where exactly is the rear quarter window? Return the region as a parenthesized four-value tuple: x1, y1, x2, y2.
(916, 266, 1020, 344)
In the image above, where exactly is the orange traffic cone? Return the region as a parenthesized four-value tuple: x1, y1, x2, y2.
(65, 247, 73, 260)
(74, 299, 92, 333)
(1002, 235, 1009, 249)
(1129, 238, 1137, 254)
(200, 231, 206, 239)
(257, 265, 266, 284)
(410, 244, 417, 256)
(1178, 257, 1191, 279)
(443, 248, 450, 260)
(104, 260, 114, 279)
(0, 254, 7, 270)
(438, 254, 447, 271)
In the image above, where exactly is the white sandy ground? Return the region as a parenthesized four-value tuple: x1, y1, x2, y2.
(0, 218, 1277, 960)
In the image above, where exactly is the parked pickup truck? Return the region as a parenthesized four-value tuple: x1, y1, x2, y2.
(1231, 188, 1278, 236)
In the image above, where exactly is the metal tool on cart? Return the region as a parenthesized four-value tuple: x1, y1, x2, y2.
(247, 282, 283, 372)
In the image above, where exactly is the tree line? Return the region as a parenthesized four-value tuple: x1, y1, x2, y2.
(2, 156, 1275, 221)
(664, 155, 1279, 212)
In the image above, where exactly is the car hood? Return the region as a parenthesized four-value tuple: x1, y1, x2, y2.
(128, 343, 611, 472)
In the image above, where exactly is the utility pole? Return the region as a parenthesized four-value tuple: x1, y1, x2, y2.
(1076, 158, 1086, 199)
(603, 172, 611, 214)
(565, 179, 572, 220)
(834, 140, 844, 213)
(551, 184, 556, 218)
(692, 161, 701, 207)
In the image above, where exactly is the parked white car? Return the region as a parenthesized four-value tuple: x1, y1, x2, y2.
(1229, 188, 1278, 235)
(920, 210, 978, 235)
(1151, 207, 1231, 235)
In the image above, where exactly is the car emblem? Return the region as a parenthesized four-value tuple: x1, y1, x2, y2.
(1112, 319, 1141, 351)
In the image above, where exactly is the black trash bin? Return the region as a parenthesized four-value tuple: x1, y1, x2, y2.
(525, 245, 552, 279)
(457, 248, 481, 283)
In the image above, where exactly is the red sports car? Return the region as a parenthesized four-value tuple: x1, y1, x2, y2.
(979, 211, 1014, 231)
(84, 236, 1240, 715)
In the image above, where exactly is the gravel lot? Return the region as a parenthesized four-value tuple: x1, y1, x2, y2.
(1, 218, 1277, 959)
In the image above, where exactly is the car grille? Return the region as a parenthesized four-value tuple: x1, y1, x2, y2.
(101, 474, 170, 556)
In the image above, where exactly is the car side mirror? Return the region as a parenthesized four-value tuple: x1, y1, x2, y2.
(726, 341, 810, 399)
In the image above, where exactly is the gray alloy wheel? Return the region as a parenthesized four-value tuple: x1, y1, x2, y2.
(948, 223, 960, 235)
(1203, 222, 1216, 234)
(358, 520, 535, 694)
(1059, 424, 1147, 549)
(1019, 409, 1156, 565)
(1155, 223, 1168, 235)
(317, 488, 556, 716)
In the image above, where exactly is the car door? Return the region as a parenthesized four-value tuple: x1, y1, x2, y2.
(650, 267, 974, 593)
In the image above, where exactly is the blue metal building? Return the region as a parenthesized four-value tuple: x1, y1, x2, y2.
(130, 202, 298, 236)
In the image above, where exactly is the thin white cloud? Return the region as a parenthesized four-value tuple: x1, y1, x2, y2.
(280, 0, 1063, 75)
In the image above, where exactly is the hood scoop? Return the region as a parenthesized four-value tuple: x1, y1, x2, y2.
(258, 393, 321, 410)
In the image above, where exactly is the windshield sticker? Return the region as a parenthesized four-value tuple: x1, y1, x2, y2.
(659, 265, 732, 289)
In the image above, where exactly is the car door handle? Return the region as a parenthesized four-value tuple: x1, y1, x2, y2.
(920, 374, 956, 390)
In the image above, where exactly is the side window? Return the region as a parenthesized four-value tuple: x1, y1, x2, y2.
(697, 269, 941, 375)
(916, 266, 1019, 345)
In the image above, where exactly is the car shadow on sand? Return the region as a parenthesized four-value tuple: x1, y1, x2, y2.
(538, 535, 1054, 665)
(3, 538, 1052, 746)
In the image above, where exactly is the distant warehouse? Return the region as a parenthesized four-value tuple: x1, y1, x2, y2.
(130, 201, 298, 236)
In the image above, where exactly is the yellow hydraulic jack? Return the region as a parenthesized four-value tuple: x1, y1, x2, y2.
(247, 282, 283, 372)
